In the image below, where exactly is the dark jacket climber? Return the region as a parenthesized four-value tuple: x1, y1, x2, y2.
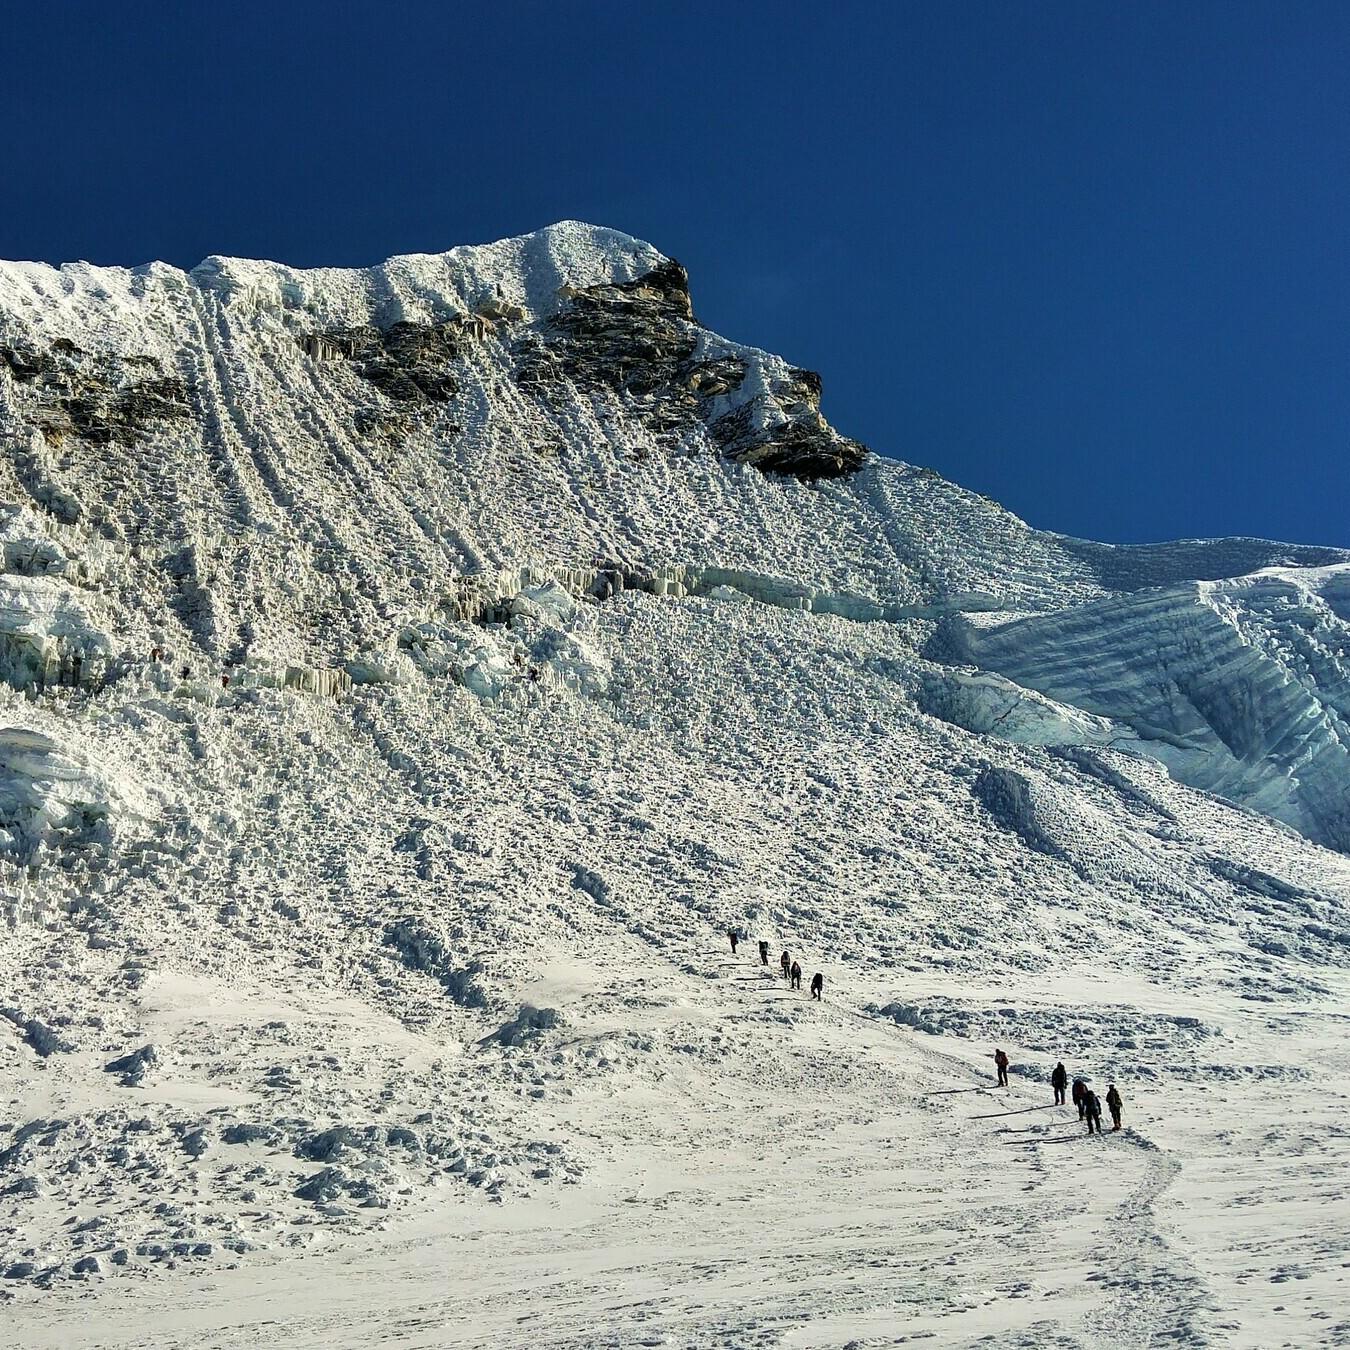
(1084, 1091, 1103, 1134)
(728, 929, 739, 954)
(789, 960, 802, 990)
(1051, 1062, 1068, 1106)
(1072, 1077, 1088, 1118)
(1105, 1084, 1123, 1131)
(758, 940, 769, 966)
(780, 950, 791, 980)
(994, 1048, 1010, 1087)
(810, 971, 823, 1000)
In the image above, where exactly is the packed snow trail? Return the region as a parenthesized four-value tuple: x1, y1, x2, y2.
(7, 942, 1192, 1350)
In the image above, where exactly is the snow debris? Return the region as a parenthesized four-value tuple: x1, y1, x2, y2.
(382, 918, 488, 1007)
(0, 1009, 73, 1057)
(493, 1005, 564, 1047)
(103, 1044, 158, 1086)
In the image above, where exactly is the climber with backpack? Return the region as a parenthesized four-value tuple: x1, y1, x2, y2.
(1105, 1083, 1123, 1131)
(1051, 1061, 1068, 1106)
(1084, 1090, 1104, 1135)
(1072, 1077, 1088, 1119)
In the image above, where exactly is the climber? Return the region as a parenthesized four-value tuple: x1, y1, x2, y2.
(1105, 1083, 1123, 1132)
(1069, 1074, 1090, 1117)
(810, 971, 823, 1001)
(1051, 1061, 1068, 1106)
(221, 673, 230, 689)
(728, 929, 739, 955)
(758, 940, 769, 966)
(1084, 1090, 1104, 1135)
(790, 960, 802, 991)
(994, 1047, 1010, 1088)
(780, 950, 791, 980)
(180, 665, 191, 681)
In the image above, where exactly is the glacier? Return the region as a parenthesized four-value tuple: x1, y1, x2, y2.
(1, 223, 1348, 1348)
(941, 567, 1350, 852)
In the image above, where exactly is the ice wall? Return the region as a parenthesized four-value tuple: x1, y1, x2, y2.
(949, 568, 1350, 850)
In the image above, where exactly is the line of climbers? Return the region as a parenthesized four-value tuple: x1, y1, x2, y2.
(727, 929, 824, 1001)
(724, 927, 1124, 1139)
(994, 1048, 1125, 1135)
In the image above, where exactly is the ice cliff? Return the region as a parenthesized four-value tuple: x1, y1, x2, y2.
(941, 567, 1350, 851)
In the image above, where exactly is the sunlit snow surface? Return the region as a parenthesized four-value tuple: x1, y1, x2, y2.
(2, 225, 1349, 1348)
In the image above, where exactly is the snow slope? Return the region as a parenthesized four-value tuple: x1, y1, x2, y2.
(2, 224, 1349, 1348)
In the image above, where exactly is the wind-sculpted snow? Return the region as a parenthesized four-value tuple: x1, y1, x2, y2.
(1056, 533, 1350, 591)
(1, 224, 1349, 1346)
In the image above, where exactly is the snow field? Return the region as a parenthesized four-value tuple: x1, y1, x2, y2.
(3, 589, 1348, 1344)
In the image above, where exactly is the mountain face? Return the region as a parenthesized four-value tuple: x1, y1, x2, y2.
(1, 221, 1347, 850)
(2, 224, 1349, 1344)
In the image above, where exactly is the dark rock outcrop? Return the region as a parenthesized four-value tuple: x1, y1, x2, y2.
(297, 321, 460, 404)
(0, 340, 191, 447)
(514, 264, 704, 432)
(514, 262, 867, 480)
(710, 403, 866, 479)
(609, 257, 696, 317)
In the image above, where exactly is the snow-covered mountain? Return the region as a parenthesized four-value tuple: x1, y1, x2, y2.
(3, 224, 1348, 1348)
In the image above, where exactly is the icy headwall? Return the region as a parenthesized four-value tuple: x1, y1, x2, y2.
(0, 222, 887, 675)
(946, 567, 1350, 851)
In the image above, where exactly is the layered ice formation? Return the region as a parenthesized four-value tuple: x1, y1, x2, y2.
(943, 566, 1350, 850)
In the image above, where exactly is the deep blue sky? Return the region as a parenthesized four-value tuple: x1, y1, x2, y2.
(3, 2, 1347, 546)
